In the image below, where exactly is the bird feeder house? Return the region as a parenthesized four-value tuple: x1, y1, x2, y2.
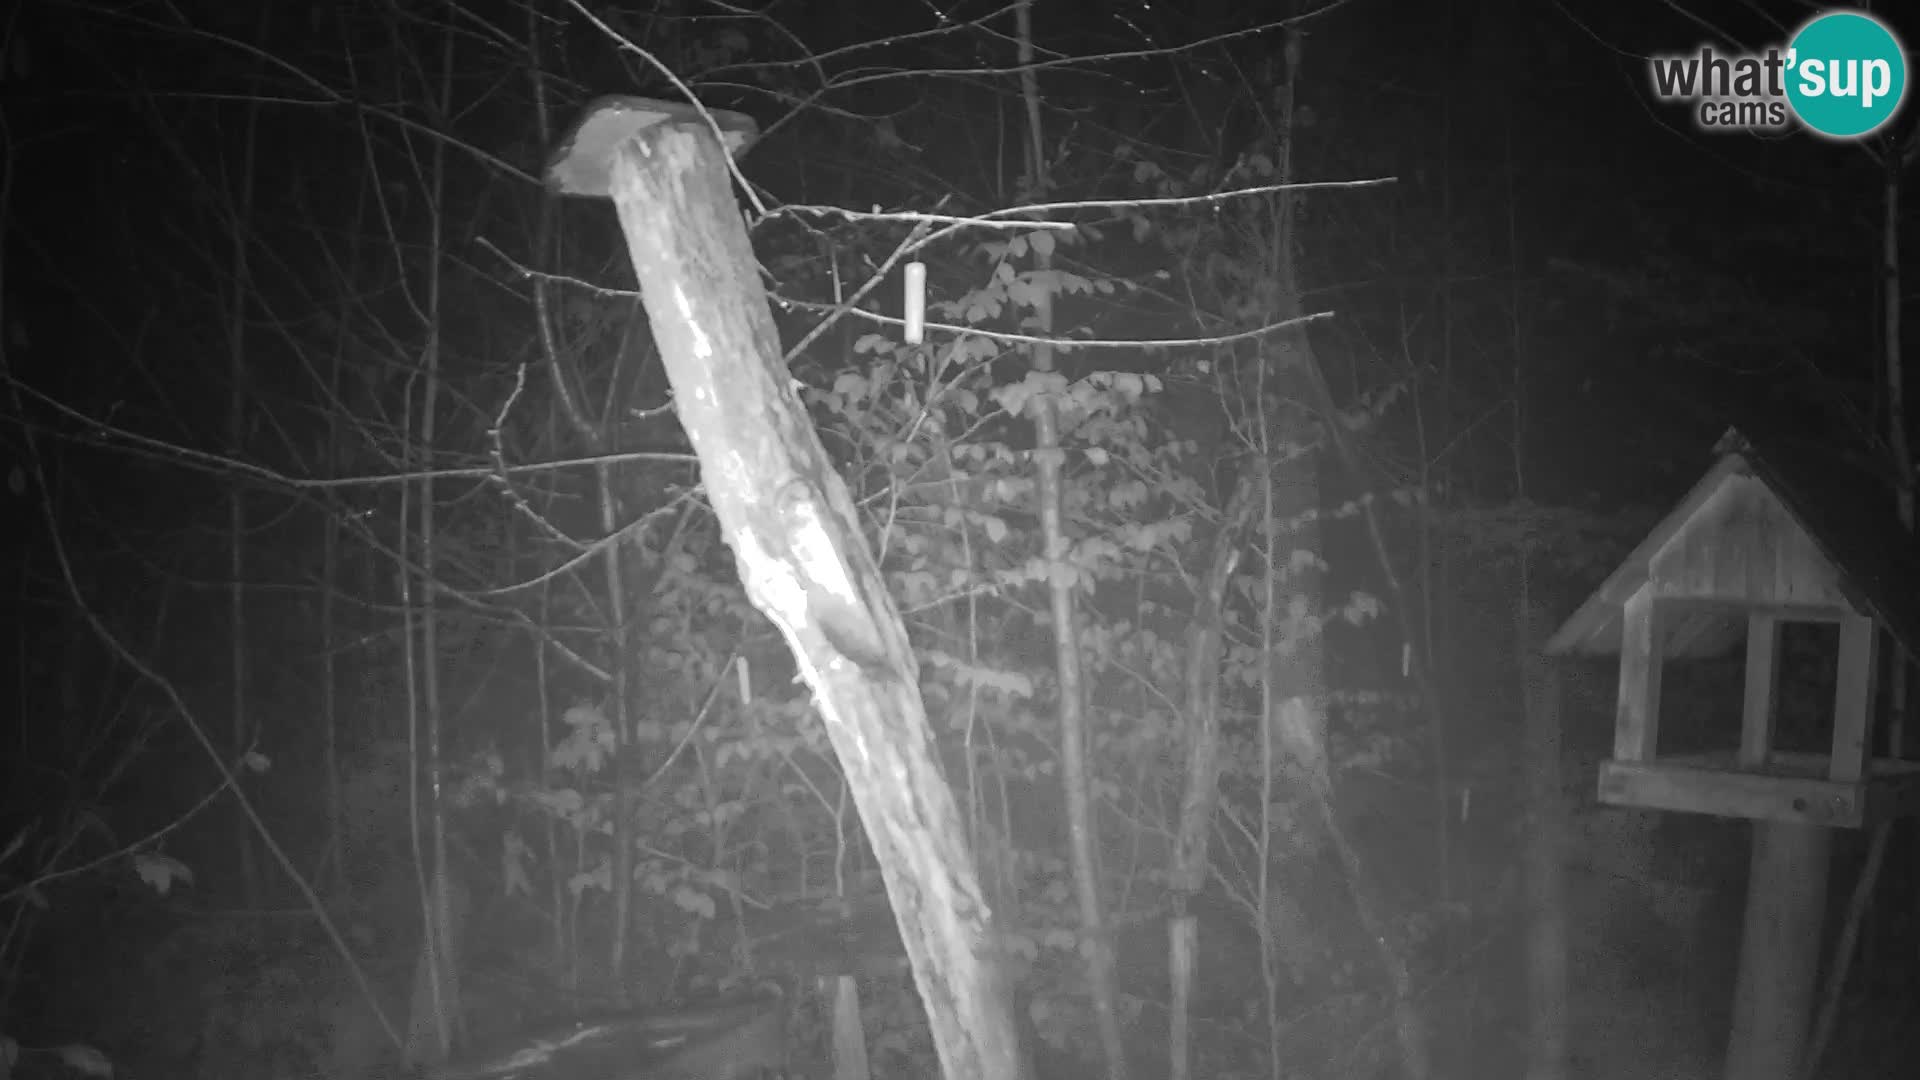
(1546, 426, 1920, 1080)
(1548, 428, 1920, 823)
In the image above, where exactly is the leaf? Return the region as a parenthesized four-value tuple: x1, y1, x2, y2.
(1029, 230, 1056, 258)
(54, 1044, 112, 1078)
(994, 380, 1034, 418)
(530, 787, 584, 817)
(563, 702, 608, 730)
(552, 705, 613, 773)
(502, 831, 532, 898)
(569, 863, 610, 897)
(924, 652, 1034, 698)
(242, 751, 271, 774)
(671, 884, 716, 919)
(1108, 371, 1145, 399)
(699, 867, 741, 892)
(131, 852, 193, 896)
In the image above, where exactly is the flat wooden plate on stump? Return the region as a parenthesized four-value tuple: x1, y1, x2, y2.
(546, 95, 758, 199)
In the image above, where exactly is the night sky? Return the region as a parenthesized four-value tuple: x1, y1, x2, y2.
(8, 1, 1913, 491)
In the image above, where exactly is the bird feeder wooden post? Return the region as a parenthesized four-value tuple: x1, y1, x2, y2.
(542, 95, 1031, 1080)
(1546, 428, 1920, 1080)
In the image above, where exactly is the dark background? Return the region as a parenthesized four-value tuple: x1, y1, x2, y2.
(2, 1, 1916, 1078)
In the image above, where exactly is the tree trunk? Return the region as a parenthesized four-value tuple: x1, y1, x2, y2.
(1518, 549, 1568, 1080)
(225, 2, 271, 920)
(1804, 117, 1919, 1080)
(409, 20, 458, 1062)
(561, 111, 1030, 1080)
(1167, 470, 1259, 1080)
(1012, 3, 1128, 1078)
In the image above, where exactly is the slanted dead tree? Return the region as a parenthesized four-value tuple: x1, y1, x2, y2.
(545, 99, 1032, 1080)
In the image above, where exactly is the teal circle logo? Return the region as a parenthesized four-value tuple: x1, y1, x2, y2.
(1785, 11, 1907, 139)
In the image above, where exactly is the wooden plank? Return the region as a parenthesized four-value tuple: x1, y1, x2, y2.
(1718, 603, 1850, 623)
(1829, 616, 1876, 783)
(827, 975, 872, 1080)
(1599, 755, 1920, 828)
(1614, 585, 1663, 761)
(1739, 614, 1779, 768)
(1723, 822, 1831, 1080)
(1646, 475, 1848, 609)
(1546, 456, 1749, 657)
(1597, 760, 1864, 828)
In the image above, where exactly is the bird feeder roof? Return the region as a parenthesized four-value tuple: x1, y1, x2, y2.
(1546, 424, 1920, 663)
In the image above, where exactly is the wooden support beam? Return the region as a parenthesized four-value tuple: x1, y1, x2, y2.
(1614, 585, 1664, 762)
(1739, 614, 1779, 768)
(1723, 822, 1830, 1080)
(831, 976, 872, 1080)
(1830, 615, 1877, 783)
